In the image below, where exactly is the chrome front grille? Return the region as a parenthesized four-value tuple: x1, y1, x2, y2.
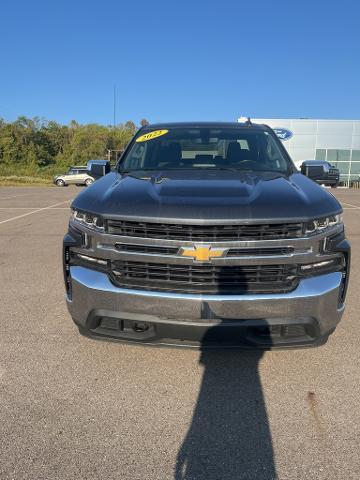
(71, 217, 342, 295)
(115, 243, 179, 255)
(227, 247, 294, 257)
(114, 243, 294, 258)
(107, 219, 304, 241)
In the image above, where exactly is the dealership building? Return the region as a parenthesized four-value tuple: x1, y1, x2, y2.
(239, 118, 360, 185)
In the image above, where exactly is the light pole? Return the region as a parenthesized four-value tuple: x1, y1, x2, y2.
(113, 85, 116, 128)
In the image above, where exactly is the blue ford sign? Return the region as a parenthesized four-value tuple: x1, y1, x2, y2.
(273, 128, 293, 141)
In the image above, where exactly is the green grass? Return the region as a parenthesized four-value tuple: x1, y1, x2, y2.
(0, 175, 53, 186)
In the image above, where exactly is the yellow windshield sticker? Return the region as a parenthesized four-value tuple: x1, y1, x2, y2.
(136, 129, 169, 142)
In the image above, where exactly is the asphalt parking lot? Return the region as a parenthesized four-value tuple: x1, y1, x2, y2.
(0, 186, 359, 480)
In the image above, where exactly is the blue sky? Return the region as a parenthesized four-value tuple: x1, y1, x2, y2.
(1, 0, 359, 125)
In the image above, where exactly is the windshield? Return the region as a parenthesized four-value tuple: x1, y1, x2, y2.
(119, 128, 291, 173)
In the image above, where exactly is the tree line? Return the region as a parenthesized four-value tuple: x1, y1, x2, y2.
(0, 116, 149, 177)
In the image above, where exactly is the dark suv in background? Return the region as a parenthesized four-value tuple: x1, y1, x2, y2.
(301, 160, 340, 187)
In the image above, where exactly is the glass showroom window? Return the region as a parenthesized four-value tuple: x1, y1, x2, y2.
(315, 149, 326, 160)
(326, 150, 350, 182)
(350, 163, 360, 180)
(350, 150, 360, 181)
(337, 162, 350, 176)
(351, 150, 360, 161)
(314, 149, 359, 183)
(327, 149, 350, 163)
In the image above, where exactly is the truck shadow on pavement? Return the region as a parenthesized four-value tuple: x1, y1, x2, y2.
(175, 338, 275, 479)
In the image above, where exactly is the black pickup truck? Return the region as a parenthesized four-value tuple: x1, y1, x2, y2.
(301, 160, 340, 187)
(63, 122, 350, 349)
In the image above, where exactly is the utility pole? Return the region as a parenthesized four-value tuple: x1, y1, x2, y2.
(106, 149, 124, 165)
(113, 85, 116, 128)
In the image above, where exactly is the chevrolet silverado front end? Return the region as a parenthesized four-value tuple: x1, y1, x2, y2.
(63, 122, 350, 348)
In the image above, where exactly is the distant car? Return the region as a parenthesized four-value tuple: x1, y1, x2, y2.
(54, 167, 95, 187)
(301, 160, 340, 188)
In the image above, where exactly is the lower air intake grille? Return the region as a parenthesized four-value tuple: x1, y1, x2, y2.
(110, 260, 299, 294)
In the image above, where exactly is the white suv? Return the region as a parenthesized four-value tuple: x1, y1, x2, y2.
(53, 167, 95, 187)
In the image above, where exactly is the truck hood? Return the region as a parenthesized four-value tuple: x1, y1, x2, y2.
(72, 170, 342, 223)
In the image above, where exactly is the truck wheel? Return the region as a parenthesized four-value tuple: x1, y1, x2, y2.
(56, 179, 65, 187)
(85, 178, 94, 186)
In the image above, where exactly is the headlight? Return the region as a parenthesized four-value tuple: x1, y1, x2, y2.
(304, 214, 342, 234)
(70, 209, 105, 232)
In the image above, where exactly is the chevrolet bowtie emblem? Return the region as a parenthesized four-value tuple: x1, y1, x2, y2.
(179, 245, 227, 262)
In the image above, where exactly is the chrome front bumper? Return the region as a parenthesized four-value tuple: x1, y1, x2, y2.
(66, 266, 345, 348)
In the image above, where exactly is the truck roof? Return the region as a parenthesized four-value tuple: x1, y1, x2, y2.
(87, 160, 109, 168)
(141, 121, 269, 130)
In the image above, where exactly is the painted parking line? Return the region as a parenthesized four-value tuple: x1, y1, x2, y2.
(0, 200, 72, 226)
(0, 193, 33, 200)
(342, 202, 360, 209)
(0, 207, 70, 210)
